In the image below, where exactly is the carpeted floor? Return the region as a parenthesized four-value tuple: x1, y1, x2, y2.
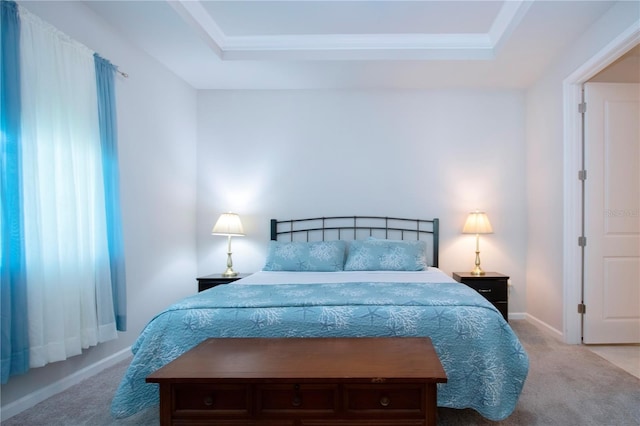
(437, 321, 640, 425)
(2, 320, 639, 425)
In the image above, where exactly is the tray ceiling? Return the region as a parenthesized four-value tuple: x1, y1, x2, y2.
(81, 0, 620, 89)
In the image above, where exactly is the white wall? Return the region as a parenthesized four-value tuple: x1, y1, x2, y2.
(1, 1, 198, 416)
(196, 89, 528, 313)
(525, 1, 639, 335)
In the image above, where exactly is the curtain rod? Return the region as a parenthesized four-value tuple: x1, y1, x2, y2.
(16, 2, 129, 79)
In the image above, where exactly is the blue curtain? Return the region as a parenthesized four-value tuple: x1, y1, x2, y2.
(1, 0, 30, 384)
(94, 54, 127, 331)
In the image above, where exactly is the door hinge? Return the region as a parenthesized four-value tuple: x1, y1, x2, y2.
(578, 170, 587, 181)
(578, 236, 587, 247)
(578, 303, 586, 314)
(578, 102, 587, 113)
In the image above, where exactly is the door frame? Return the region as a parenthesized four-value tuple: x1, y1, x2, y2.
(562, 23, 639, 344)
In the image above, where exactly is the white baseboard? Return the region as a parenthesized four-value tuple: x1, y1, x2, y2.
(508, 312, 526, 320)
(0, 347, 132, 421)
(524, 313, 564, 341)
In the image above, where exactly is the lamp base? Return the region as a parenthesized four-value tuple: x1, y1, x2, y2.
(471, 246, 485, 275)
(470, 266, 485, 276)
(221, 268, 238, 278)
(222, 247, 238, 277)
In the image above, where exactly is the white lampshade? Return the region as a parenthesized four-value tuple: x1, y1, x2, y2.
(212, 213, 245, 236)
(462, 211, 493, 234)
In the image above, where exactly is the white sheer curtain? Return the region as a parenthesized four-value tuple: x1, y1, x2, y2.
(18, 7, 117, 367)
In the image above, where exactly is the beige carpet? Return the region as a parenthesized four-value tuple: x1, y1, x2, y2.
(2, 320, 639, 425)
(438, 321, 640, 425)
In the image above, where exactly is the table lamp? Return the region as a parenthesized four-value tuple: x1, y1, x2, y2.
(462, 210, 493, 276)
(212, 212, 245, 277)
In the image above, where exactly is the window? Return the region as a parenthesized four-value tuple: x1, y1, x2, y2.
(1, 1, 126, 383)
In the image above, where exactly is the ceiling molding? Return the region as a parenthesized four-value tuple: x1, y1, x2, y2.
(488, 0, 534, 52)
(168, 0, 532, 61)
(167, 0, 225, 57)
(222, 33, 495, 60)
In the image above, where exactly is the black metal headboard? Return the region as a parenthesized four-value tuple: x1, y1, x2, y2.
(270, 216, 439, 268)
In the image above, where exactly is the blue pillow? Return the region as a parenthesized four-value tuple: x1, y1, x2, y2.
(263, 240, 347, 272)
(344, 239, 427, 271)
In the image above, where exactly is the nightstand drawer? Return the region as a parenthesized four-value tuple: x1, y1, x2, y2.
(462, 280, 507, 302)
(452, 272, 509, 322)
(493, 301, 508, 320)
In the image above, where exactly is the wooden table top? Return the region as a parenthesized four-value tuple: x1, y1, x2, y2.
(147, 337, 447, 384)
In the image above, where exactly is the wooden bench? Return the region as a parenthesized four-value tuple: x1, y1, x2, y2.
(147, 337, 447, 425)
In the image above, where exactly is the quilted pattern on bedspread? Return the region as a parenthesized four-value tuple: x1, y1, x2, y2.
(110, 282, 529, 421)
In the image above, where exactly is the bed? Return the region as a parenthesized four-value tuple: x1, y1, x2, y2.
(111, 216, 529, 421)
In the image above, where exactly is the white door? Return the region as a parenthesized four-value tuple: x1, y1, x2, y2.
(583, 82, 640, 344)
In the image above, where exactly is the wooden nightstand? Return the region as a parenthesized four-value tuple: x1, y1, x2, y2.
(452, 272, 509, 322)
(196, 273, 251, 292)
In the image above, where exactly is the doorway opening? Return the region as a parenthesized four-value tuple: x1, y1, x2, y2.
(562, 25, 639, 345)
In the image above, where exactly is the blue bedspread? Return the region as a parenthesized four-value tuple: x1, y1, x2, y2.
(111, 281, 528, 420)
